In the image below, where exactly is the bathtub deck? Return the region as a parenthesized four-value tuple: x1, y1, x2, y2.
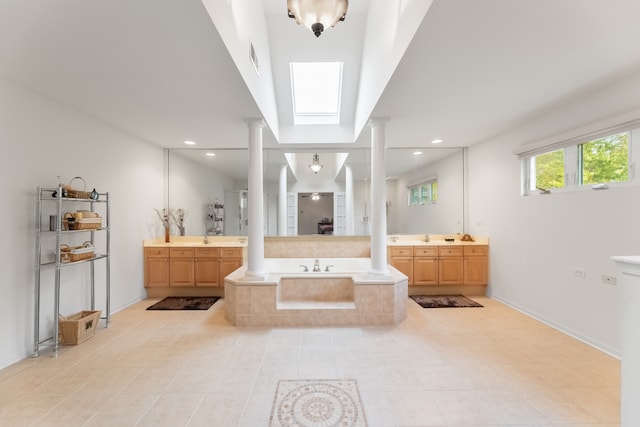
(224, 263, 408, 327)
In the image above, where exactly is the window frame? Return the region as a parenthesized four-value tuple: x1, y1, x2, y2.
(407, 178, 438, 206)
(521, 127, 638, 196)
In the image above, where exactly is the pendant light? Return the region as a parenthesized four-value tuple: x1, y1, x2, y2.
(287, 0, 348, 37)
(309, 153, 323, 174)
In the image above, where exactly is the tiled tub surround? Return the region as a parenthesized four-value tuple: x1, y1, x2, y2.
(264, 235, 371, 258)
(225, 258, 408, 327)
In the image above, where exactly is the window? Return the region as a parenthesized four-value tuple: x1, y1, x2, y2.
(580, 132, 628, 185)
(532, 148, 565, 190)
(521, 127, 637, 195)
(409, 187, 420, 206)
(408, 179, 438, 206)
(290, 62, 343, 125)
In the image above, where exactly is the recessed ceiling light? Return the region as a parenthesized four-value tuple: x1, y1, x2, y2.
(183, 140, 196, 145)
(205, 152, 216, 157)
(413, 151, 423, 155)
(431, 139, 443, 144)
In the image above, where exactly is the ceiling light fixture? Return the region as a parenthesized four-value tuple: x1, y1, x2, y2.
(183, 140, 196, 145)
(431, 139, 443, 144)
(309, 153, 323, 174)
(413, 151, 423, 155)
(205, 152, 216, 157)
(287, 0, 348, 38)
(311, 192, 320, 201)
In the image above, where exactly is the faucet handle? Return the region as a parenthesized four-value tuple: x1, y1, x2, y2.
(324, 265, 334, 272)
(299, 264, 309, 272)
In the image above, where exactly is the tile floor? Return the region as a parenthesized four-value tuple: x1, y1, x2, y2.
(0, 297, 620, 426)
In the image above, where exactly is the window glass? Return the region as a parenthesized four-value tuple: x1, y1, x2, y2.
(409, 187, 420, 206)
(534, 149, 564, 190)
(420, 184, 430, 204)
(580, 132, 628, 184)
(431, 182, 438, 203)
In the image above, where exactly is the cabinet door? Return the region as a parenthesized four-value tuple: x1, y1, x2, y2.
(170, 248, 194, 287)
(144, 248, 169, 287)
(390, 257, 413, 284)
(219, 258, 243, 284)
(195, 248, 220, 287)
(414, 257, 438, 285)
(439, 257, 463, 284)
(464, 256, 488, 285)
(438, 246, 464, 285)
(464, 245, 488, 285)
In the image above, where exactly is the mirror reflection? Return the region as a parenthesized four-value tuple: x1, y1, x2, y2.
(167, 147, 465, 237)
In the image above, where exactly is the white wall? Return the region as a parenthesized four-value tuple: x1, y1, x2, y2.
(0, 78, 164, 369)
(468, 71, 640, 356)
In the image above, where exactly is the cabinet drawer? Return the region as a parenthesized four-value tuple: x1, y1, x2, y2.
(145, 248, 169, 258)
(389, 246, 413, 256)
(220, 247, 243, 258)
(414, 247, 438, 257)
(438, 246, 463, 257)
(170, 248, 194, 258)
(464, 245, 488, 256)
(195, 247, 219, 258)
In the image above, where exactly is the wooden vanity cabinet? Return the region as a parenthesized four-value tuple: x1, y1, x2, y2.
(413, 246, 438, 285)
(464, 245, 488, 285)
(169, 248, 195, 287)
(144, 245, 244, 289)
(438, 246, 464, 285)
(194, 248, 219, 287)
(219, 247, 243, 285)
(144, 248, 170, 287)
(389, 246, 413, 284)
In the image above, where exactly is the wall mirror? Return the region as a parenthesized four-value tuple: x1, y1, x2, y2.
(167, 146, 466, 237)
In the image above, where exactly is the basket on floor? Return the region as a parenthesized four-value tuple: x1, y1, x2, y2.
(60, 241, 95, 263)
(58, 310, 101, 345)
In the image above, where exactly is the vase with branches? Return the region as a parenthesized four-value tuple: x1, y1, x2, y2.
(171, 209, 187, 236)
(154, 208, 172, 242)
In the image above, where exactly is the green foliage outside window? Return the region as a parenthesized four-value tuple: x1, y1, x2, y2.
(431, 182, 438, 203)
(535, 149, 564, 189)
(581, 133, 628, 184)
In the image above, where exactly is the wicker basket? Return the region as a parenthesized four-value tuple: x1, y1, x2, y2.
(58, 310, 101, 345)
(60, 242, 95, 263)
(65, 177, 91, 199)
(63, 212, 102, 230)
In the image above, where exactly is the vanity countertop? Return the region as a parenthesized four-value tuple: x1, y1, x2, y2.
(386, 234, 488, 247)
(386, 240, 486, 247)
(144, 237, 247, 248)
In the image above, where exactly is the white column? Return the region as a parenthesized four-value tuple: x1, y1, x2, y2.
(612, 256, 640, 427)
(245, 119, 267, 279)
(278, 165, 288, 236)
(345, 165, 355, 235)
(369, 119, 389, 275)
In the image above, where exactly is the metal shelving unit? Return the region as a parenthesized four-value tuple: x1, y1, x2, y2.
(34, 187, 111, 357)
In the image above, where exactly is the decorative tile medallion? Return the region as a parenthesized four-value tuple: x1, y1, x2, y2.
(269, 379, 368, 427)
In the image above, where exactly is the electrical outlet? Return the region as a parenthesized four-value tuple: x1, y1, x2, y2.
(574, 268, 586, 279)
(602, 275, 617, 285)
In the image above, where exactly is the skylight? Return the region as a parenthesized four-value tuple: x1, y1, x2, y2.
(290, 62, 343, 125)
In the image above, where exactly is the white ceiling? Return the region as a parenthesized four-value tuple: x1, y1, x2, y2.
(1, 0, 640, 181)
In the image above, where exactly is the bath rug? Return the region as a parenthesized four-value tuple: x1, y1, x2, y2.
(269, 379, 368, 427)
(410, 294, 483, 308)
(146, 296, 220, 311)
